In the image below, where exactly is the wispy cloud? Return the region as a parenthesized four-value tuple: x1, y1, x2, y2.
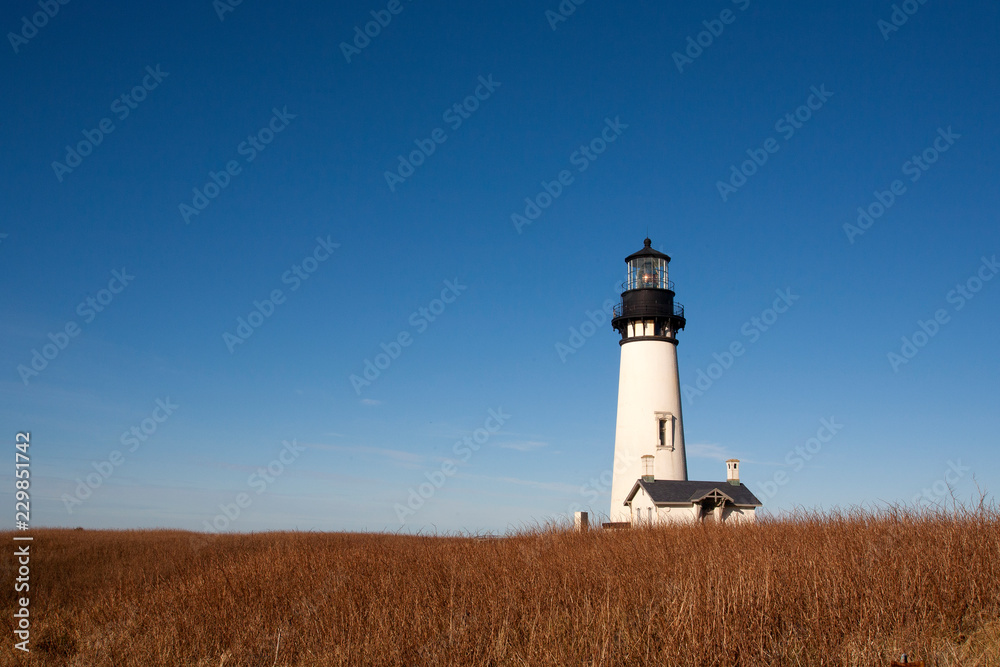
(455, 474, 578, 494)
(308, 443, 424, 464)
(687, 443, 764, 466)
(360, 398, 381, 406)
(497, 440, 548, 452)
(494, 477, 579, 494)
(686, 442, 734, 461)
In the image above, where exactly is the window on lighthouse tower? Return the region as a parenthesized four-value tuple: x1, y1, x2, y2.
(627, 256, 668, 290)
(655, 412, 674, 450)
(639, 259, 657, 287)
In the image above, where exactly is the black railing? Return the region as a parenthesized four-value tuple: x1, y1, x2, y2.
(620, 279, 675, 293)
(613, 301, 685, 319)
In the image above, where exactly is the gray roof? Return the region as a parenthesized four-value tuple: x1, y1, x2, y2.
(624, 238, 671, 263)
(624, 479, 763, 507)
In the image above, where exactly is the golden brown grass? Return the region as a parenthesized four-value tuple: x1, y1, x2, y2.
(3, 506, 1000, 666)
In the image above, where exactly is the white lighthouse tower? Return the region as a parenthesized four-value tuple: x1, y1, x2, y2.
(608, 239, 762, 525)
(609, 239, 688, 521)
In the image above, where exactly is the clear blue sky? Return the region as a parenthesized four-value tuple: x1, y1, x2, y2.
(2, 0, 998, 533)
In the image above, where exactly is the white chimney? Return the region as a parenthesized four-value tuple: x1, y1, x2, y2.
(726, 459, 740, 486)
(641, 455, 655, 482)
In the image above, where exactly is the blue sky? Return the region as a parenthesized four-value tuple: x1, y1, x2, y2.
(2, 0, 998, 533)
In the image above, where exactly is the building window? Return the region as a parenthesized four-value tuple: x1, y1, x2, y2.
(658, 419, 667, 448)
(647, 507, 653, 523)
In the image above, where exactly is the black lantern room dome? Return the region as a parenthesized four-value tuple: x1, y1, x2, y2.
(624, 238, 671, 263)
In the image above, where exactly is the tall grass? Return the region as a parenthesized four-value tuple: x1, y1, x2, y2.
(3, 505, 999, 666)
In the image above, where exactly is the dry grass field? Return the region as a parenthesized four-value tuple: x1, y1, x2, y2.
(3, 506, 999, 666)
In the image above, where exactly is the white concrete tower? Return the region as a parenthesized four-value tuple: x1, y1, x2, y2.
(609, 239, 688, 522)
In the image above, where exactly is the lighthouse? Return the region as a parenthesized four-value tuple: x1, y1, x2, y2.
(608, 239, 761, 525)
(608, 239, 688, 521)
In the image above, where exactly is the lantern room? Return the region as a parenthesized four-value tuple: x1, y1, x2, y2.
(624, 238, 670, 291)
(627, 254, 668, 290)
